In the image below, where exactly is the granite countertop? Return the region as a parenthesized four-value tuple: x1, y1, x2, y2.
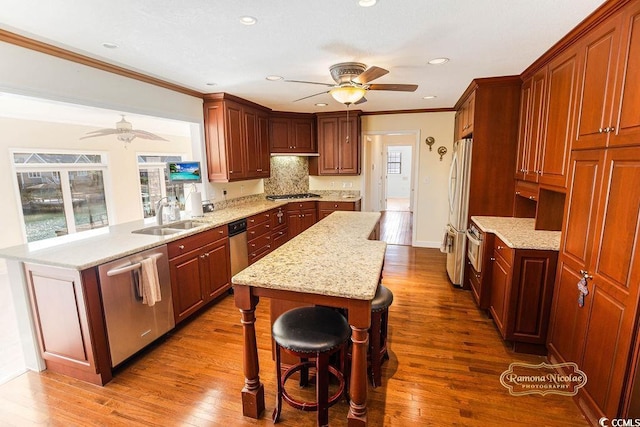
(0, 195, 361, 270)
(471, 216, 561, 251)
(232, 211, 385, 301)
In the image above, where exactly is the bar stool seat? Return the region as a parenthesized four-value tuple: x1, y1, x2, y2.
(272, 306, 351, 426)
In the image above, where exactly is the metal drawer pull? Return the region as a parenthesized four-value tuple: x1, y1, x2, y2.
(106, 253, 163, 276)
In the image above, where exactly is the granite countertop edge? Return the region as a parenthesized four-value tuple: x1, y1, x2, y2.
(471, 216, 561, 251)
(0, 196, 362, 270)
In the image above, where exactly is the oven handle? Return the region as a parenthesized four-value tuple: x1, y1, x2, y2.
(466, 230, 482, 246)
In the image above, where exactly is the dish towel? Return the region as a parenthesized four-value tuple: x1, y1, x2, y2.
(140, 256, 162, 306)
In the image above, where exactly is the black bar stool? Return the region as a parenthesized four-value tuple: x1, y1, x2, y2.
(370, 284, 393, 387)
(272, 306, 351, 427)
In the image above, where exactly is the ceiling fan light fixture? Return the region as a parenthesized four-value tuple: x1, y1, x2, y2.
(330, 86, 366, 105)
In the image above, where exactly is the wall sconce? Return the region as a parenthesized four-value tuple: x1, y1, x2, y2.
(437, 146, 447, 161)
(425, 136, 435, 151)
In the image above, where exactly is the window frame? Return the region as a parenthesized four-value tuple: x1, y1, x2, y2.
(387, 151, 402, 174)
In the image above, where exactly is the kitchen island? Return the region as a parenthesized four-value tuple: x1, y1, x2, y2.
(232, 211, 385, 427)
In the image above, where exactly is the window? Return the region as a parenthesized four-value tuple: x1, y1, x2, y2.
(13, 151, 110, 242)
(387, 151, 401, 174)
(138, 155, 186, 218)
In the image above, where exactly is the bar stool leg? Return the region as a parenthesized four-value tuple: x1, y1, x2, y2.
(300, 357, 309, 387)
(272, 343, 283, 423)
(316, 352, 330, 427)
(370, 310, 383, 388)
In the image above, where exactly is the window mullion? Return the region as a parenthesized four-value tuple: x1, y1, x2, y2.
(59, 171, 76, 234)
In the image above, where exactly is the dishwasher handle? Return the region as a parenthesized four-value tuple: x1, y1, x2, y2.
(106, 253, 163, 277)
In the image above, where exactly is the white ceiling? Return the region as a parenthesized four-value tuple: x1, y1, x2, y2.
(0, 0, 607, 114)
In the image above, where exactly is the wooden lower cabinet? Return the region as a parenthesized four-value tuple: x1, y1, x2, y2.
(487, 237, 558, 352)
(24, 263, 111, 385)
(547, 147, 640, 422)
(317, 200, 361, 219)
(168, 226, 231, 324)
(286, 201, 317, 239)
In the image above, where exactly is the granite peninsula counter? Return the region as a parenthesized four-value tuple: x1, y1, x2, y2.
(471, 216, 561, 251)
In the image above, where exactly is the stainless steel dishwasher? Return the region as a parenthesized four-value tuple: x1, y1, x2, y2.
(228, 218, 248, 276)
(97, 245, 175, 367)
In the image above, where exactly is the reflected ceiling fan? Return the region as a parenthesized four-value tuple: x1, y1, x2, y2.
(286, 62, 418, 105)
(80, 115, 168, 144)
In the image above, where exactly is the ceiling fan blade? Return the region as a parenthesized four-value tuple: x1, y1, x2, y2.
(368, 83, 418, 92)
(79, 129, 119, 139)
(354, 96, 367, 105)
(353, 66, 389, 84)
(132, 129, 169, 141)
(293, 90, 330, 102)
(284, 79, 335, 87)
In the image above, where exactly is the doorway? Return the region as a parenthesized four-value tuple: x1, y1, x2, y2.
(362, 132, 419, 246)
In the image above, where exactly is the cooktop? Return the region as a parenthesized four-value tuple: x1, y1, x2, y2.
(266, 193, 321, 201)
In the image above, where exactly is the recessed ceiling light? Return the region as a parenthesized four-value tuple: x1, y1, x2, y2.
(239, 16, 257, 25)
(206, 82, 217, 86)
(315, 103, 328, 107)
(428, 57, 450, 65)
(359, 0, 377, 7)
(102, 42, 118, 49)
(423, 95, 437, 99)
(266, 75, 283, 81)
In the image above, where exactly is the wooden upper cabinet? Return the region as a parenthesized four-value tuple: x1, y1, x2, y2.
(515, 78, 532, 181)
(574, 12, 623, 149)
(539, 48, 579, 188)
(609, 0, 640, 147)
(310, 111, 361, 175)
(457, 92, 475, 138)
(203, 94, 271, 182)
(526, 69, 547, 183)
(269, 113, 316, 154)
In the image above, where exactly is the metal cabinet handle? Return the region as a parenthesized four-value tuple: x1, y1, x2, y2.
(599, 128, 604, 133)
(497, 246, 503, 250)
(490, 257, 496, 261)
(515, 191, 521, 195)
(179, 245, 185, 250)
(579, 269, 593, 280)
(529, 196, 536, 200)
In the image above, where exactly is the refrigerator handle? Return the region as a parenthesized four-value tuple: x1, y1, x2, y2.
(448, 153, 458, 212)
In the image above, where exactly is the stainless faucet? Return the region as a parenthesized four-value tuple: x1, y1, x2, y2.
(155, 196, 170, 225)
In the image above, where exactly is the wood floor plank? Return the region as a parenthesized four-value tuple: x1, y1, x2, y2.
(0, 246, 588, 426)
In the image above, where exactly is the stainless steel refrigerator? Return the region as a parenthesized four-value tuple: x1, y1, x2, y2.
(445, 138, 473, 286)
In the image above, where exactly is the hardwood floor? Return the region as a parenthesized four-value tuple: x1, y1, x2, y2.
(380, 210, 412, 246)
(0, 247, 588, 426)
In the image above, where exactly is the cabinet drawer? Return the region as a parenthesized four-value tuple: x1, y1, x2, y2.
(271, 228, 288, 249)
(317, 201, 356, 211)
(493, 237, 514, 266)
(247, 210, 272, 227)
(248, 233, 272, 253)
(249, 245, 271, 264)
(287, 201, 316, 211)
(168, 226, 227, 258)
(247, 221, 271, 240)
(515, 180, 539, 201)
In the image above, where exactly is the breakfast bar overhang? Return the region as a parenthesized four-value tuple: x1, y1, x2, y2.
(232, 211, 385, 426)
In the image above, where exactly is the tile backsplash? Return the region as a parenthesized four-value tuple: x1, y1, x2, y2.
(264, 156, 309, 195)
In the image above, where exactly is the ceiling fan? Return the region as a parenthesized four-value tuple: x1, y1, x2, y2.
(80, 115, 168, 143)
(286, 62, 418, 105)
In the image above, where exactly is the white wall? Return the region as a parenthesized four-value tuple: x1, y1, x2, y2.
(362, 112, 455, 247)
(386, 145, 412, 198)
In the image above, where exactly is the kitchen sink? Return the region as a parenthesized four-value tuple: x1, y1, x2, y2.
(131, 220, 205, 236)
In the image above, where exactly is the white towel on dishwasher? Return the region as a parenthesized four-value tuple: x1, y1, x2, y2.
(140, 256, 162, 306)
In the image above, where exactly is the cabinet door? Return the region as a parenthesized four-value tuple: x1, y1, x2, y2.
(489, 252, 511, 338)
(548, 149, 605, 364)
(257, 113, 271, 177)
(515, 79, 532, 180)
(225, 102, 247, 179)
(244, 107, 260, 178)
(525, 69, 546, 182)
(204, 103, 228, 182)
(610, 0, 640, 147)
(287, 211, 303, 239)
(338, 115, 360, 174)
(540, 49, 578, 188)
(300, 208, 317, 233)
(580, 147, 640, 417)
(201, 238, 231, 302)
(170, 251, 206, 323)
(292, 118, 314, 152)
(317, 116, 339, 173)
(464, 92, 475, 136)
(270, 117, 291, 152)
(574, 12, 622, 149)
